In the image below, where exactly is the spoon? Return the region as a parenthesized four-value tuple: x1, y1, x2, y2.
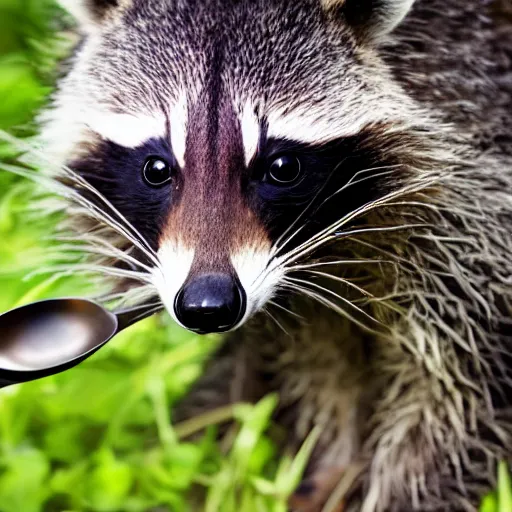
(0, 298, 162, 389)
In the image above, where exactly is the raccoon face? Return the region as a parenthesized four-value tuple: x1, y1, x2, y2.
(45, 0, 421, 334)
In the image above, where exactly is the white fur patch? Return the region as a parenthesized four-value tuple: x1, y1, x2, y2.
(154, 243, 280, 332)
(169, 92, 189, 168)
(240, 103, 260, 165)
(38, 107, 91, 170)
(265, 76, 418, 144)
(38, 35, 102, 168)
(85, 111, 167, 148)
(266, 107, 370, 145)
(152, 240, 195, 327)
(231, 247, 284, 325)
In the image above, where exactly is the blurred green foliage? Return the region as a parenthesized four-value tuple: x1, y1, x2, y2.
(0, 1, 510, 511)
(481, 463, 512, 512)
(0, 0, 61, 132)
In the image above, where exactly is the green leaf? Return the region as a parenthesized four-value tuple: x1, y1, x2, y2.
(0, 448, 50, 512)
(86, 450, 134, 512)
(231, 394, 279, 474)
(481, 493, 498, 512)
(274, 426, 321, 497)
(42, 422, 86, 462)
(49, 462, 89, 508)
(498, 462, 512, 512)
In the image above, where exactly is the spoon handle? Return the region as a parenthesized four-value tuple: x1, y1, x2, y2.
(115, 303, 164, 332)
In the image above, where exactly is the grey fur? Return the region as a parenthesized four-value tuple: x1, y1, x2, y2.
(37, 0, 512, 510)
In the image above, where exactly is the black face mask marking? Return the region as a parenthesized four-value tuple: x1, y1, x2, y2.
(244, 128, 403, 252)
(70, 136, 177, 252)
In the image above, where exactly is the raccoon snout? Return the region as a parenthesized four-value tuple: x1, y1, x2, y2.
(174, 273, 247, 334)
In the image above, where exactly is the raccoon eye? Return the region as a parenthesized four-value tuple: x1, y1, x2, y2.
(143, 157, 173, 187)
(267, 156, 302, 185)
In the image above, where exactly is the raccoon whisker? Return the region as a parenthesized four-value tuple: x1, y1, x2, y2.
(0, 156, 161, 269)
(61, 198, 161, 269)
(339, 164, 403, 187)
(25, 263, 153, 284)
(47, 242, 155, 274)
(263, 306, 291, 337)
(2, 164, 160, 265)
(321, 175, 438, 228)
(298, 269, 375, 298)
(95, 285, 160, 308)
(313, 165, 404, 214)
(117, 300, 163, 310)
(275, 191, 413, 266)
(362, 290, 417, 303)
(298, 189, 432, 247)
(52, 231, 134, 252)
(270, 164, 403, 259)
(50, 232, 149, 267)
(284, 276, 383, 327)
(121, 305, 164, 325)
(95, 288, 158, 302)
(283, 222, 430, 270)
(275, 164, 398, 254)
(288, 258, 397, 270)
(358, 297, 408, 316)
(61, 173, 160, 259)
(268, 299, 304, 320)
(280, 280, 382, 335)
(334, 222, 431, 238)
(0, 131, 159, 258)
(269, 157, 351, 256)
(278, 179, 437, 268)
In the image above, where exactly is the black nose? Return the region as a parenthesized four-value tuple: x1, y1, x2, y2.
(174, 273, 246, 334)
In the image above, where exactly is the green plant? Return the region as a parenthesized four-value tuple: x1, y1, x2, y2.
(480, 463, 512, 512)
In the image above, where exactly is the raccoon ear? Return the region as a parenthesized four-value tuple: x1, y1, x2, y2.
(321, 0, 415, 42)
(57, 0, 131, 31)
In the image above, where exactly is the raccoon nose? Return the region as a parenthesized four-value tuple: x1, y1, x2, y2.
(174, 273, 246, 334)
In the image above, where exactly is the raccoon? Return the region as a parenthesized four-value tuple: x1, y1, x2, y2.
(36, 0, 512, 510)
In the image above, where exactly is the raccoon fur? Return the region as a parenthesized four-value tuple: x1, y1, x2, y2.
(34, 0, 512, 510)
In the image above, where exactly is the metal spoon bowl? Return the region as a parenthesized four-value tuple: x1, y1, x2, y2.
(0, 298, 161, 388)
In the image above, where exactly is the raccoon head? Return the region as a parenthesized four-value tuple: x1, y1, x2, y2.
(43, 0, 430, 335)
